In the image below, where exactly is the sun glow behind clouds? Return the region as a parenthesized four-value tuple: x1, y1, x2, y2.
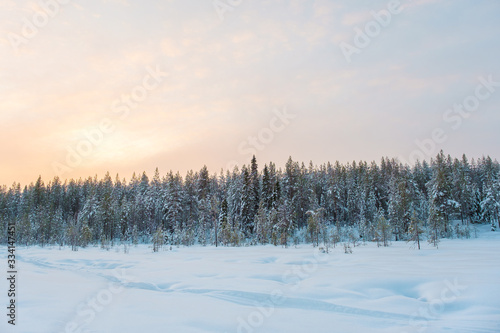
(0, 0, 499, 185)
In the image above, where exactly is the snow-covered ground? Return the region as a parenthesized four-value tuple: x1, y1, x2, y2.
(1, 225, 499, 333)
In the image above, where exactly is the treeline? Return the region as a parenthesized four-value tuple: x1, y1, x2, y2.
(0, 151, 499, 249)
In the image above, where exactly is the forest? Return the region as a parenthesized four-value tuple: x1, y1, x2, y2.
(1, 151, 499, 250)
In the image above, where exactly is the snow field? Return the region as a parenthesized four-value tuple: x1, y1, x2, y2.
(1, 225, 499, 333)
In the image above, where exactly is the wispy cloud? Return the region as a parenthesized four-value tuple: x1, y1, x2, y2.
(1, 0, 499, 185)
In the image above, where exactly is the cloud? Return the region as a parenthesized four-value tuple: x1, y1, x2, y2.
(0, 0, 499, 186)
(161, 38, 185, 58)
(102, 0, 130, 6)
(340, 11, 373, 27)
(400, 0, 442, 11)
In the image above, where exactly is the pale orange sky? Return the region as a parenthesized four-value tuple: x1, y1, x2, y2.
(1, 0, 499, 186)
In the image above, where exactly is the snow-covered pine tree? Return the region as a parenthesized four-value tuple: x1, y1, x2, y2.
(250, 155, 260, 226)
(387, 166, 417, 241)
(196, 166, 212, 245)
(218, 197, 232, 246)
(262, 164, 273, 210)
(407, 210, 424, 250)
(375, 208, 391, 247)
(427, 204, 441, 248)
(209, 194, 220, 246)
(240, 165, 253, 237)
(99, 172, 114, 242)
(254, 200, 269, 244)
(306, 207, 325, 247)
(224, 166, 243, 245)
(452, 155, 474, 226)
(181, 170, 199, 246)
(479, 156, 500, 230)
(152, 226, 164, 252)
(427, 151, 457, 238)
(276, 200, 295, 247)
(164, 171, 184, 245)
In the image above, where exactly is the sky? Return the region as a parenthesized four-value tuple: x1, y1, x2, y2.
(1, 0, 499, 186)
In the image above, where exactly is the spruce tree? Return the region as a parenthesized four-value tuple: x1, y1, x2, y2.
(408, 211, 424, 250)
(427, 151, 456, 237)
